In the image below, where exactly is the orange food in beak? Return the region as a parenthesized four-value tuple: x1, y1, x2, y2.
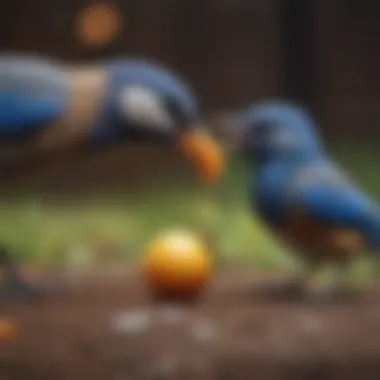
(178, 129, 224, 183)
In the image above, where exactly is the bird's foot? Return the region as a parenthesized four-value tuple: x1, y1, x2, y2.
(305, 284, 353, 305)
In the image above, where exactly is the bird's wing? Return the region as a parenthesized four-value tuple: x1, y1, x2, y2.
(281, 162, 380, 254)
(288, 162, 374, 226)
(0, 55, 68, 135)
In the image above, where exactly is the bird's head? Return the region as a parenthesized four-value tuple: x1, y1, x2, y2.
(210, 101, 324, 164)
(117, 82, 224, 183)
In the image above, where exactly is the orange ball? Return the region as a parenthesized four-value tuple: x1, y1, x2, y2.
(142, 230, 213, 299)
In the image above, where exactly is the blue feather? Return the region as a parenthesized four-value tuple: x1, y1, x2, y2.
(292, 162, 380, 249)
(0, 91, 63, 134)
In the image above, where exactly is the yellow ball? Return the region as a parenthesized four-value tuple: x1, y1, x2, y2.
(142, 230, 213, 299)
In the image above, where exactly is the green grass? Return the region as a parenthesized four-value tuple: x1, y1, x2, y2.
(2, 142, 380, 276)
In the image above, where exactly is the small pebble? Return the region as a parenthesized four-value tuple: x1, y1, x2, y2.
(110, 309, 152, 335)
(191, 318, 217, 343)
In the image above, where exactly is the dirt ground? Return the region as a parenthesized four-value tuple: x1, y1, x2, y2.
(2, 268, 380, 380)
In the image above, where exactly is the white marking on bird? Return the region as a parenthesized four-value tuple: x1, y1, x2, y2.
(121, 86, 173, 131)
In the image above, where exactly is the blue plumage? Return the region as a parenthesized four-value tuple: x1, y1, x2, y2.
(237, 100, 325, 161)
(0, 92, 64, 134)
(90, 58, 199, 144)
(291, 162, 380, 249)
(236, 100, 380, 297)
(0, 55, 68, 137)
(0, 55, 200, 143)
(0, 54, 223, 182)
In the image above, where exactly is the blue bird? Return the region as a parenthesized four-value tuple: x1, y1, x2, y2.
(0, 54, 223, 181)
(225, 100, 380, 300)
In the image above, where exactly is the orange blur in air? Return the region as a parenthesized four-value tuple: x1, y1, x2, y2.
(76, 3, 122, 46)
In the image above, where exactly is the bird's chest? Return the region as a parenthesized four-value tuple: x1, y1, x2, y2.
(253, 165, 292, 226)
(273, 210, 365, 261)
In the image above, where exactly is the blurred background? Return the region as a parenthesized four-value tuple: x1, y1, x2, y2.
(1, 0, 380, 271)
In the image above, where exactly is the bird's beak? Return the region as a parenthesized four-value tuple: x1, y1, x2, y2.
(178, 127, 224, 183)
